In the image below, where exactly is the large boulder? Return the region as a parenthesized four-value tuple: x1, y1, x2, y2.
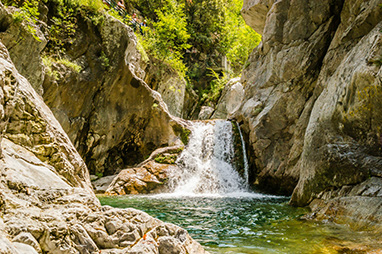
(0, 37, 208, 254)
(105, 145, 184, 195)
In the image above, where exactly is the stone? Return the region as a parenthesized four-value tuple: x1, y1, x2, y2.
(238, 0, 382, 229)
(198, 106, 214, 120)
(212, 77, 244, 119)
(0, 35, 208, 254)
(12, 242, 39, 254)
(241, 0, 275, 34)
(144, 59, 187, 118)
(12, 232, 41, 253)
(93, 175, 118, 194)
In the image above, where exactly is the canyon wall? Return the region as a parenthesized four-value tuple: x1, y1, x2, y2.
(0, 2, 190, 176)
(239, 0, 382, 226)
(0, 3, 206, 252)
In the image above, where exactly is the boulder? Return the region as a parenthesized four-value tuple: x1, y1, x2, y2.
(105, 145, 184, 195)
(198, 106, 214, 120)
(241, 0, 275, 34)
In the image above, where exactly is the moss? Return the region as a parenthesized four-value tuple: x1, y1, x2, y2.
(154, 154, 177, 164)
(172, 125, 191, 145)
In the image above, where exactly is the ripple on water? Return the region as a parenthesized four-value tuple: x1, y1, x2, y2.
(98, 194, 382, 254)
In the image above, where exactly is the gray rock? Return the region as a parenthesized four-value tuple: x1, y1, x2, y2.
(12, 243, 39, 254)
(93, 175, 118, 194)
(12, 232, 41, 253)
(198, 106, 214, 120)
(212, 77, 244, 119)
(239, 0, 382, 229)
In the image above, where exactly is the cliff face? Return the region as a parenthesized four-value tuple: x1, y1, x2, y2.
(239, 0, 382, 226)
(0, 22, 207, 254)
(0, 2, 189, 176)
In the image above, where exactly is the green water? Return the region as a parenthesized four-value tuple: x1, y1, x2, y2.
(98, 194, 379, 253)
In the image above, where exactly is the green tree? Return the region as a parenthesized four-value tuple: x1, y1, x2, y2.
(139, 0, 190, 76)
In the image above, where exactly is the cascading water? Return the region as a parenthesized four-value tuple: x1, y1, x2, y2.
(170, 120, 248, 195)
(237, 123, 249, 186)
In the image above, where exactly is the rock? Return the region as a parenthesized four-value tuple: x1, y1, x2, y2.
(238, 0, 382, 228)
(0, 38, 208, 254)
(145, 59, 187, 118)
(0, 3, 190, 177)
(13, 232, 41, 253)
(93, 175, 118, 194)
(198, 106, 214, 120)
(211, 77, 244, 119)
(106, 146, 184, 195)
(12, 242, 39, 254)
(236, 0, 343, 195)
(241, 0, 275, 34)
(0, 4, 47, 95)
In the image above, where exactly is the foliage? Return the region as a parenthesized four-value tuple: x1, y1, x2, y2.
(99, 51, 110, 69)
(42, 55, 82, 80)
(200, 68, 229, 106)
(138, 0, 190, 77)
(221, 0, 261, 73)
(10, 0, 42, 42)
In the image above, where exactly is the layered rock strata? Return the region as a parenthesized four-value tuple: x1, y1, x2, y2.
(0, 41, 207, 254)
(239, 0, 382, 227)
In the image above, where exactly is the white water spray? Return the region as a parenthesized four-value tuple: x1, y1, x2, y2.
(170, 120, 248, 196)
(237, 123, 249, 186)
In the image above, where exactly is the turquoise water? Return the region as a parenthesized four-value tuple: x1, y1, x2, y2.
(98, 194, 381, 253)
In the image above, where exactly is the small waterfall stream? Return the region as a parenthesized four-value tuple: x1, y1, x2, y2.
(170, 120, 249, 196)
(237, 123, 249, 186)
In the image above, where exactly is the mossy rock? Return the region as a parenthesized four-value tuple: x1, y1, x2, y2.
(154, 154, 178, 164)
(172, 125, 191, 145)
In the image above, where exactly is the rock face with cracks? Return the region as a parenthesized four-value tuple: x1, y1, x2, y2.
(0, 2, 189, 177)
(0, 40, 208, 253)
(238, 0, 382, 228)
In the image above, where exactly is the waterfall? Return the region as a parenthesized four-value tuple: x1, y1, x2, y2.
(237, 123, 249, 186)
(170, 120, 248, 195)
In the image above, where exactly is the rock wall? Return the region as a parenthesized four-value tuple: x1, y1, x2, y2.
(0, 38, 207, 254)
(0, 2, 189, 176)
(239, 0, 382, 227)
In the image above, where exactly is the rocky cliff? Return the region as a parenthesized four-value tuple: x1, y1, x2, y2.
(0, 1, 191, 177)
(0, 30, 207, 254)
(238, 0, 382, 227)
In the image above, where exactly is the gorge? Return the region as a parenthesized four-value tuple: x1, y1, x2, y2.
(0, 0, 382, 253)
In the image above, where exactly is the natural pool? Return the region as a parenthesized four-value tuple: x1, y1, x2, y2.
(98, 193, 380, 254)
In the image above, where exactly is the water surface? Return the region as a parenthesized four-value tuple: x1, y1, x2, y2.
(98, 194, 380, 254)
